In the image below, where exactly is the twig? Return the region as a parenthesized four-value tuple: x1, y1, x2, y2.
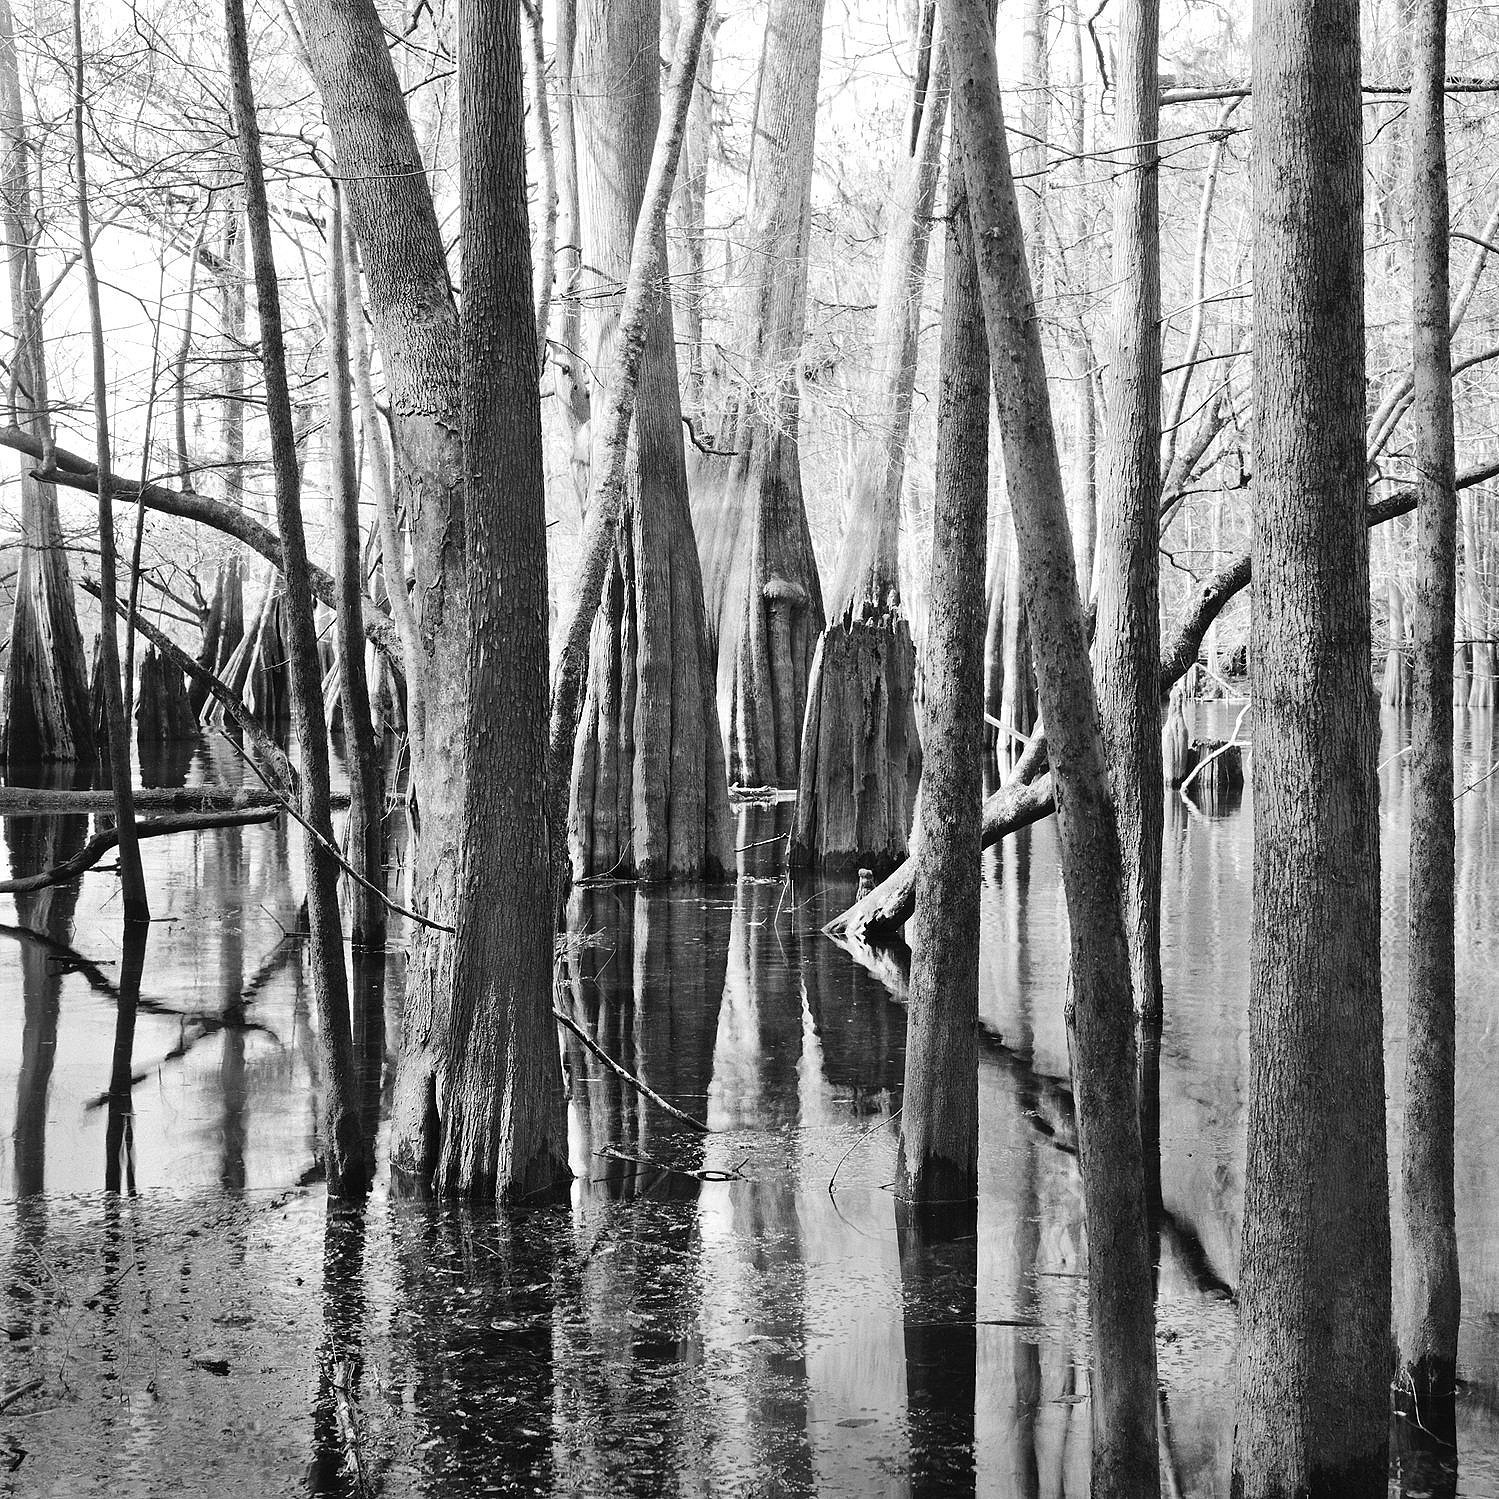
(553, 1007, 711, 1131)
(1178, 699, 1252, 797)
(0, 1379, 42, 1413)
(827, 1105, 903, 1203)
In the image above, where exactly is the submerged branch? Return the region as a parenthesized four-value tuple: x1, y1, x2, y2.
(554, 1006, 712, 1132)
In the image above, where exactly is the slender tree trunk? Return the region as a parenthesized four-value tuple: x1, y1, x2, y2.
(72, 0, 147, 923)
(1382, 524, 1411, 705)
(226, 0, 369, 1196)
(1232, 0, 1390, 1480)
(0, 0, 91, 765)
(896, 128, 988, 1212)
(791, 16, 946, 874)
(694, 0, 826, 790)
(1401, 0, 1459, 1416)
(325, 186, 384, 952)
(438, 0, 570, 1201)
(1462, 486, 1494, 706)
(296, 0, 466, 1185)
(938, 2, 1159, 1491)
(1095, 0, 1164, 1036)
(564, 0, 729, 881)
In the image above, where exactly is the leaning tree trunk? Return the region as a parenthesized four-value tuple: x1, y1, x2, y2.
(1232, 0, 1391, 1484)
(567, 0, 730, 881)
(435, 0, 570, 1201)
(296, 0, 468, 1186)
(0, 0, 92, 765)
(1401, 0, 1460, 1419)
(226, 0, 369, 1196)
(896, 128, 988, 1213)
(693, 0, 826, 791)
(1095, 0, 1164, 1036)
(790, 14, 947, 874)
(937, 1, 1160, 1493)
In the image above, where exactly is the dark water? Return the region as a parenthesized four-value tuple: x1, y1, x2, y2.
(1, 706, 1497, 1496)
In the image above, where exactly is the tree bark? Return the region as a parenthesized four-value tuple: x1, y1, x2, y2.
(226, 0, 369, 1197)
(325, 186, 385, 952)
(295, 0, 467, 1184)
(896, 128, 987, 1211)
(561, 0, 728, 882)
(790, 16, 946, 873)
(938, 2, 1159, 1491)
(1401, 0, 1459, 1416)
(1232, 0, 1390, 1480)
(435, 0, 570, 1201)
(0, 0, 92, 765)
(694, 0, 827, 790)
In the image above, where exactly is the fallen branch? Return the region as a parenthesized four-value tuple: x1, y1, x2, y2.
(0, 785, 317, 813)
(554, 1006, 711, 1132)
(0, 423, 400, 660)
(829, 455, 1499, 940)
(0, 808, 277, 895)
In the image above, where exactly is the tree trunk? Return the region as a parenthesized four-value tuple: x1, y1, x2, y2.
(1095, 0, 1164, 1036)
(566, 0, 729, 881)
(790, 16, 946, 873)
(226, 0, 369, 1196)
(436, 0, 570, 1201)
(295, 0, 467, 1186)
(0, 0, 92, 766)
(325, 186, 385, 952)
(1232, 0, 1391, 1480)
(896, 127, 988, 1212)
(938, 2, 1159, 1491)
(72, 0, 147, 923)
(1462, 486, 1494, 706)
(694, 0, 827, 790)
(1401, 0, 1459, 1417)
(1381, 523, 1411, 705)
(661, 0, 716, 414)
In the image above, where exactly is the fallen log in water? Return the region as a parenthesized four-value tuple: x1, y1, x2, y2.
(0, 786, 348, 813)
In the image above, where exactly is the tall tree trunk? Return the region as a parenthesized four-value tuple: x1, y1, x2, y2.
(938, 2, 1160, 1491)
(790, 16, 946, 874)
(1462, 486, 1494, 706)
(325, 186, 384, 952)
(661, 0, 716, 413)
(295, 0, 467, 1185)
(0, 0, 91, 765)
(438, 0, 569, 1200)
(1095, 0, 1163, 1035)
(72, 0, 147, 924)
(1401, 0, 1459, 1418)
(1382, 523, 1411, 705)
(566, 0, 729, 881)
(896, 126, 988, 1212)
(695, 0, 826, 790)
(226, 0, 369, 1196)
(1232, 0, 1390, 1480)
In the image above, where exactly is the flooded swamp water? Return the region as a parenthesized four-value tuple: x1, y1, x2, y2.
(0, 707, 1497, 1496)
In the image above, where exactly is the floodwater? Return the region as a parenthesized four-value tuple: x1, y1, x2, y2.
(0, 706, 1497, 1497)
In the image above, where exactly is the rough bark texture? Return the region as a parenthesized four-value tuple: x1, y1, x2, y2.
(938, 2, 1160, 1493)
(295, 0, 466, 1185)
(1401, 0, 1459, 1414)
(0, 0, 91, 766)
(565, 0, 729, 881)
(226, 0, 369, 1197)
(896, 135, 987, 1210)
(790, 21, 946, 873)
(325, 188, 384, 952)
(1095, 0, 1164, 1035)
(1231, 0, 1391, 1482)
(694, 0, 826, 790)
(431, 0, 571, 1202)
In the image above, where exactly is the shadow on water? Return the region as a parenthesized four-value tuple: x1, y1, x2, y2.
(3, 713, 1499, 1493)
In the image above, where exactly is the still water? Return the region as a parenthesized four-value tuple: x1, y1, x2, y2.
(0, 707, 1497, 1497)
